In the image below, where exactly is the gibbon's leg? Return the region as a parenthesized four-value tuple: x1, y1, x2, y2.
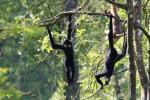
(65, 61, 71, 84)
(95, 70, 108, 87)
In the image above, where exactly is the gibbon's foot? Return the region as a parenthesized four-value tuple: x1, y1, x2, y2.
(100, 85, 104, 89)
(67, 80, 75, 85)
(64, 82, 68, 86)
(64, 81, 73, 86)
(105, 80, 109, 85)
(105, 78, 110, 85)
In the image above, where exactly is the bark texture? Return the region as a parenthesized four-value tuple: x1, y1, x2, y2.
(126, 0, 137, 99)
(133, 0, 149, 100)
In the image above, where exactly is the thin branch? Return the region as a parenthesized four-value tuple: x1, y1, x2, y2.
(142, 0, 150, 10)
(114, 68, 128, 74)
(0, 56, 4, 60)
(0, 28, 14, 32)
(21, 91, 34, 96)
(38, 11, 124, 26)
(75, 0, 91, 11)
(105, 0, 128, 10)
(81, 85, 104, 100)
(80, 67, 128, 99)
(134, 24, 150, 41)
(82, 41, 94, 57)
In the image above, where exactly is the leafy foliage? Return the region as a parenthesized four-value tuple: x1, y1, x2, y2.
(0, 0, 149, 100)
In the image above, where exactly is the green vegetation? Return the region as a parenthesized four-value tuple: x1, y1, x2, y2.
(0, 0, 149, 100)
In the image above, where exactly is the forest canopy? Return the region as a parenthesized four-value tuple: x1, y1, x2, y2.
(0, 0, 149, 100)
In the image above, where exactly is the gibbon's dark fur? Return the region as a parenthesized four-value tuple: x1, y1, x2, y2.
(95, 14, 127, 89)
(47, 14, 75, 84)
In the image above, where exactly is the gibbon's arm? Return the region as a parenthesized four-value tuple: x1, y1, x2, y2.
(116, 33, 127, 61)
(108, 15, 114, 49)
(47, 26, 63, 49)
(67, 14, 73, 40)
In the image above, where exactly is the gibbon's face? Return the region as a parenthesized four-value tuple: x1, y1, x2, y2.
(63, 40, 72, 48)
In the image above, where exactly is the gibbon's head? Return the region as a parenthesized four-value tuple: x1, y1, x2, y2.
(63, 39, 72, 48)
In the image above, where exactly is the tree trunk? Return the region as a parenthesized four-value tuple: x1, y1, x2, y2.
(110, 0, 123, 37)
(64, 0, 80, 100)
(148, 20, 150, 100)
(0, 41, 4, 59)
(126, 0, 136, 99)
(133, 0, 149, 100)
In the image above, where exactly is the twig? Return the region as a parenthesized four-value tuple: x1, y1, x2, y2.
(82, 41, 94, 57)
(21, 90, 34, 96)
(105, 0, 127, 10)
(0, 56, 4, 59)
(0, 28, 15, 31)
(81, 84, 107, 100)
(114, 68, 128, 74)
(75, 0, 90, 11)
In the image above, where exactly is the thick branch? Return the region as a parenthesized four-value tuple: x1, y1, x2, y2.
(38, 11, 124, 26)
(105, 0, 128, 10)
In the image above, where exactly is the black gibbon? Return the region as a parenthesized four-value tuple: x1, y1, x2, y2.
(95, 14, 127, 89)
(47, 14, 75, 85)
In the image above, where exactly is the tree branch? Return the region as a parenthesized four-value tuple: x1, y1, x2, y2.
(0, 56, 4, 60)
(75, 0, 90, 11)
(38, 11, 124, 26)
(142, 0, 150, 10)
(21, 91, 34, 96)
(134, 24, 150, 41)
(114, 68, 128, 74)
(105, 0, 128, 10)
(0, 28, 14, 32)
